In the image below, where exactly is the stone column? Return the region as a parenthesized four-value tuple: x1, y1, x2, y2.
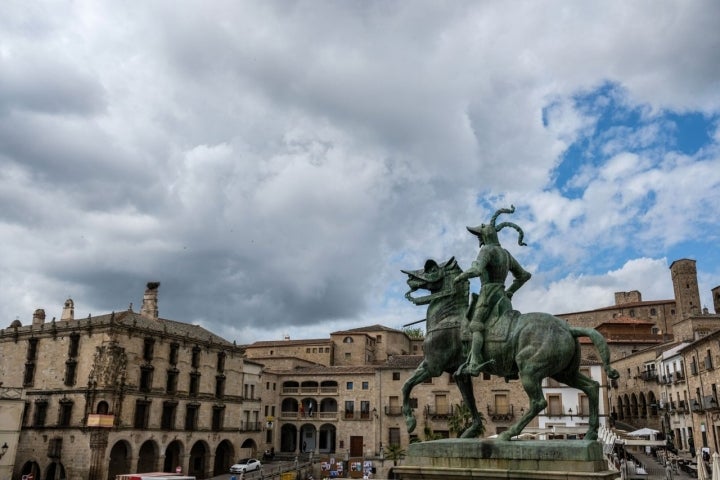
(88, 430, 110, 480)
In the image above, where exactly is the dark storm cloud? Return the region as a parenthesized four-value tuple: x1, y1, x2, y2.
(1, 1, 719, 343)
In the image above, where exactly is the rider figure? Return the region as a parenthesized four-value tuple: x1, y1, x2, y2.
(454, 206, 531, 377)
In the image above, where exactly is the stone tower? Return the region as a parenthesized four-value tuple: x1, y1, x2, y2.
(670, 259, 701, 319)
(712, 285, 720, 314)
(140, 282, 160, 320)
(61, 298, 74, 321)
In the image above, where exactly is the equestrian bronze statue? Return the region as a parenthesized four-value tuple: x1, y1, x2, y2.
(401, 206, 620, 441)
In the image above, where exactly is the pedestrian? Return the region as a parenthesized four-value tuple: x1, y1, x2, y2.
(665, 462, 673, 480)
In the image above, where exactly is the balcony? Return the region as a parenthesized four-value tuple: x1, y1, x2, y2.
(639, 371, 658, 382)
(487, 405, 515, 422)
(280, 410, 339, 421)
(425, 405, 452, 420)
(239, 421, 262, 432)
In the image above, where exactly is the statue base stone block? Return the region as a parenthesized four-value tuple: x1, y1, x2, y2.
(392, 439, 618, 480)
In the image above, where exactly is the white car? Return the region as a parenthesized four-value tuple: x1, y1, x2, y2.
(230, 458, 261, 474)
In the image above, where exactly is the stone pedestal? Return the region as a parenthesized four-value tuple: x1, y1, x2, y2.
(392, 439, 618, 480)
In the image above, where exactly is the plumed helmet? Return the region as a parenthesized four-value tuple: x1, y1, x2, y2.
(467, 205, 527, 247)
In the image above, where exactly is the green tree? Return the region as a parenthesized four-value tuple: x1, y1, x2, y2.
(447, 403, 485, 438)
(384, 444, 406, 466)
(403, 327, 424, 339)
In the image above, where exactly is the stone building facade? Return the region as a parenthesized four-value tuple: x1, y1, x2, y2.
(600, 259, 720, 458)
(0, 283, 264, 480)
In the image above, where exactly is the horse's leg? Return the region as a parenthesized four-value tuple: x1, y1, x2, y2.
(401, 361, 432, 433)
(499, 364, 547, 441)
(556, 371, 600, 440)
(455, 373, 482, 438)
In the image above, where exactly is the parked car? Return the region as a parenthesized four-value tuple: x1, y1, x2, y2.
(230, 459, 261, 474)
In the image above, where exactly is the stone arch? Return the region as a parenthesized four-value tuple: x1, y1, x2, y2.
(19, 460, 41, 480)
(320, 398, 338, 417)
(639, 392, 648, 417)
(44, 462, 66, 480)
(623, 394, 631, 419)
(240, 438, 258, 457)
(108, 440, 132, 480)
(617, 397, 624, 420)
(188, 440, 210, 479)
(163, 440, 184, 473)
(282, 398, 299, 415)
(300, 423, 318, 453)
(97, 401, 110, 414)
(281, 423, 298, 453)
(648, 391, 658, 416)
(213, 439, 236, 476)
(137, 439, 159, 473)
(318, 423, 337, 453)
(631, 393, 639, 417)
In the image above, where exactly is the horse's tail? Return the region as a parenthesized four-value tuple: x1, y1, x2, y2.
(570, 327, 620, 380)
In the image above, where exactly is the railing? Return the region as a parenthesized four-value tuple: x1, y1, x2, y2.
(280, 410, 339, 420)
(424, 405, 453, 419)
(487, 405, 515, 422)
(639, 371, 658, 382)
(239, 421, 263, 432)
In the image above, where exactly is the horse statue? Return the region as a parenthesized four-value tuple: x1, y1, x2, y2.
(401, 256, 620, 441)
(400, 257, 485, 438)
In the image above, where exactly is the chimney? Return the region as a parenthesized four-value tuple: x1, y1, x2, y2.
(140, 282, 161, 320)
(61, 298, 75, 321)
(32, 308, 46, 326)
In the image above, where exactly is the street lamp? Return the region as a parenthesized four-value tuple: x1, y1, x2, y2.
(568, 408, 574, 420)
(0, 443, 8, 459)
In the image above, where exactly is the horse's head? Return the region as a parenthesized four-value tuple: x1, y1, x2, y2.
(401, 257, 464, 302)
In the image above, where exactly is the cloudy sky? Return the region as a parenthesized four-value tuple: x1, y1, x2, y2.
(2, 1, 719, 344)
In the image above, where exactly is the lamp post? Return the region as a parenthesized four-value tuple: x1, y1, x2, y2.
(0, 442, 8, 459)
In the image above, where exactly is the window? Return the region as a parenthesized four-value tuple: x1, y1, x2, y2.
(166, 369, 178, 394)
(161, 401, 177, 430)
(360, 401, 370, 419)
(215, 375, 226, 399)
(64, 360, 77, 386)
(58, 400, 73, 427)
(169, 343, 179, 366)
(27, 338, 39, 361)
(547, 395, 563, 416)
(68, 334, 80, 357)
(34, 400, 48, 427)
(217, 352, 226, 373)
(392, 372, 400, 381)
(345, 401, 355, 419)
(362, 381, 369, 390)
(306, 348, 311, 353)
(494, 394, 509, 415)
(343, 337, 354, 343)
(579, 394, 590, 416)
(23, 363, 36, 386)
(134, 400, 151, 428)
(143, 338, 155, 361)
(212, 406, 225, 431)
(344, 352, 351, 360)
(377, 335, 382, 344)
(189, 372, 200, 397)
(191, 346, 201, 369)
(346, 381, 354, 390)
(139, 366, 154, 392)
(389, 427, 401, 446)
(48, 438, 62, 458)
(185, 404, 199, 431)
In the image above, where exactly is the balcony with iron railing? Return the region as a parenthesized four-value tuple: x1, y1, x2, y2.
(424, 405, 453, 420)
(385, 405, 403, 416)
(639, 370, 658, 382)
(487, 404, 515, 422)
